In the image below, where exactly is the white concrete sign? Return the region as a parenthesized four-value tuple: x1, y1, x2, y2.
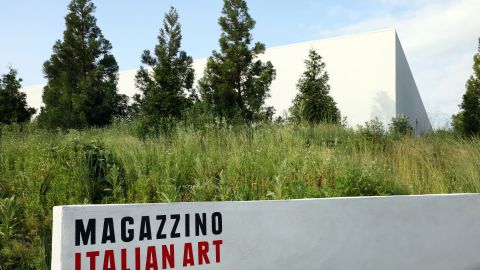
(52, 194, 480, 270)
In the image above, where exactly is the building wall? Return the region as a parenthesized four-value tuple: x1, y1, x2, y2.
(21, 29, 431, 131)
(190, 29, 398, 127)
(258, 29, 397, 127)
(395, 34, 433, 135)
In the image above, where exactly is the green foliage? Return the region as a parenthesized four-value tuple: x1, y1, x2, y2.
(39, 0, 126, 129)
(3, 122, 480, 269)
(358, 118, 385, 143)
(0, 67, 36, 124)
(0, 197, 37, 270)
(0, 197, 20, 245)
(453, 37, 480, 136)
(290, 49, 340, 124)
(322, 166, 408, 197)
(134, 7, 196, 135)
(452, 112, 465, 134)
(199, 0, 276, 124)
(76, 141, 127, 203)
(389, 114, 413, 136)
(181, 102, 221, 131)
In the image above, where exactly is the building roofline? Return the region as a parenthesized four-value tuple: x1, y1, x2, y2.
(23, 28, 397, 88)
(265, 28, 397, 52)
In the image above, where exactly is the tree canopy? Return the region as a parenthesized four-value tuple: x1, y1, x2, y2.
(289, 49, 340, 124)
(453, 38, 480, 135)
(199, 0, 276, 124)
(0, 67, 36, 124)
(134, 7, 196, 133)
(39, 0, 126, 129)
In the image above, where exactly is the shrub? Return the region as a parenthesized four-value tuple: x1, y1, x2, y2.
(77, 141, 127, 203)
(389, 115, 413, 136)
(322, 166, 408, 197)
(357, 118, 385, 143)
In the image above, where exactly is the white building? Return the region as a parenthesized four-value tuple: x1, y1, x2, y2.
(21, 29, 432, 134)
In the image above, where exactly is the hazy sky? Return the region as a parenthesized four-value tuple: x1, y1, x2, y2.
(1, 0, 479, 126)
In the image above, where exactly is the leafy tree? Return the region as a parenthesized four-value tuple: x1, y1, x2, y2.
(453, 38, 480, 135)
(39, 0, 126, 129)
(0, 67, 36, 124)
(289, 49, 340, 124)
(389, 114, 413, 136)
(199, 0, 276, 124)
(134, 7, 195, 132)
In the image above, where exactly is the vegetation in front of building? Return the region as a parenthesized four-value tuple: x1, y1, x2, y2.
(1, 122, 480, 269)
(37, 0, 127, 129)
(1, 0, 479, 137)
(133, 7, 197, 136)
(198, 0, 276, 124)
(289, 49, 341, 124)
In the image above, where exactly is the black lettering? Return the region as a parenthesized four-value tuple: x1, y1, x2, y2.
(101, 218, 116, 244)
(212, 212, 222, 235)
(121, 216, 134, 242)
(170, 214, 181, 238)
(185, 214, 190, 237)
(139, 216, 152, 241)
(195, 213, 207, 236)
(156, 215, 167, 239)
(75, 219, 96, 246)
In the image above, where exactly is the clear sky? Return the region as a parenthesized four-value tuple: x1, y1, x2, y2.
(1, 0, 479, 127)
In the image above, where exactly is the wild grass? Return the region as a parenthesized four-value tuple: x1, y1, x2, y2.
(0, 122, 479, 269)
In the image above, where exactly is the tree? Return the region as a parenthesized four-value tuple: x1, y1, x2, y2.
(453, 38, 480, 135)
(134, 7, 195, 131)
(0, 67, 36, 124)
(199, 0, 276, 124)
(389, 114, 413, 136)
(39, 0, 126, 129)
(289, 49, 340, 124)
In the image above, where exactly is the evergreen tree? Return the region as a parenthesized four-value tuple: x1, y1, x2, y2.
(453, 38, 480, 135)
(199, 0, 276, 124)
(135, 7, 195, 130)
(39, 0, 125, 129)
(289, 49, 340, 124)
(0, 67, 36, 124)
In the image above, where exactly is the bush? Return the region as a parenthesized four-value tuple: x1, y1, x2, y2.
(358, 118, 385, 143)
(389, 115, 413, 136)
(75, 140, 127, 204)
(322, 166, 408, 197)
(2, 120, 480, 269)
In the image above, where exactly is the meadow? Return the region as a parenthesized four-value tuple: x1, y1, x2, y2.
(1, 122, 479, 269)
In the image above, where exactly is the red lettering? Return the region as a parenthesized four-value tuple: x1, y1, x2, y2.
(198, 241, 210, 265)
(162, 244, 175, 269)
(121, 249, 130, 270)
(86, 251, 100, 270)
(135, 247, 141, 270)
(182, 243, 195, 267)
(146, 246, 159, 270)
(75, 252, 82, 270)
(212, 240, 223, 263)
(103, 250, 116, 270)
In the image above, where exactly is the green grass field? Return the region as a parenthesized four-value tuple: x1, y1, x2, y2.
(1, 123, 479, 268)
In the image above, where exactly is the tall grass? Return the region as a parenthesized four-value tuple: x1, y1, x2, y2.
(0, 122, 479, 269)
